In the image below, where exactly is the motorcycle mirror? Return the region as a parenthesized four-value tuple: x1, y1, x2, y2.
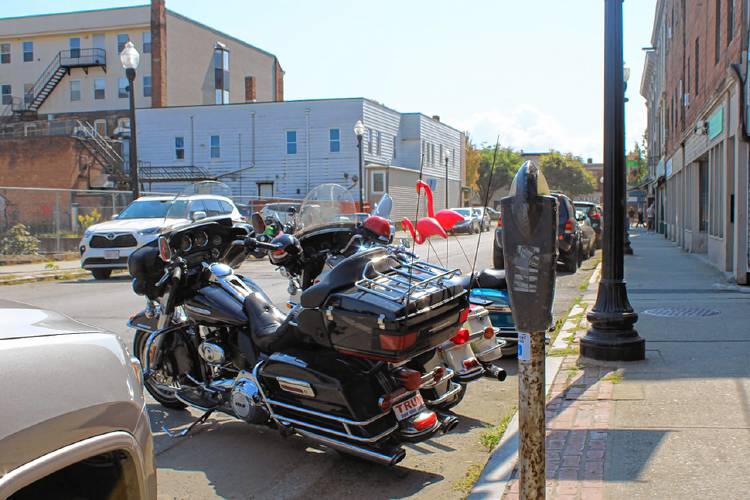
(251, 212, 266, 233)
(158, 236, 172, 262)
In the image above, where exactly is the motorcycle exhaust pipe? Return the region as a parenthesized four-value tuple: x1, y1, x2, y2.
(296, 428, 406, 466)
(483, 364, 507, 382)
(436, 413, 460, 434)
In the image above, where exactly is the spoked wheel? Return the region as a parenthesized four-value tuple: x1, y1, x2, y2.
(133, 329, 187, 410)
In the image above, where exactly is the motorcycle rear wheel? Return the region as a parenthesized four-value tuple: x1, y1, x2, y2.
(133, 329, 188, 410)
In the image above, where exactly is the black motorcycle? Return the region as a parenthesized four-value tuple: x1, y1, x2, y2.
(128, 184, 467, 465)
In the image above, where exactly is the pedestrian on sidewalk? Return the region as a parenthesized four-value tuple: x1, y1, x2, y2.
(637, 209, 645, 228)
(646, 202, 654, 231)
(628, 207, 636, 228)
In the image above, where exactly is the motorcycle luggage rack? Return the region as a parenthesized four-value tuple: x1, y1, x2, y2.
(355, 257, 460, 304)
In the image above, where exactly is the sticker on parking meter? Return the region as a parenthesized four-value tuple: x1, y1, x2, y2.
(512, 245, 540, 293)
(518, 332, 531, 361)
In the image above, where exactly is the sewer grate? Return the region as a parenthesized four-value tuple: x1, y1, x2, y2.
(642, 307, 720, 318)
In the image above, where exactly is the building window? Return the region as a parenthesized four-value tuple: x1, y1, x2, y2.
(117, 34, 129, 53)
(142, 31, 151, 53)
(175, 137, 185, 160)
(69, 37, 80, 59)
(118, 78, 129, 98)
(93, 34, 105, 51)
(371, 171, 385, 194)
(695, 37, 700, 95)
(376, 130, 382, 156)
(1, 85, 11, 105)
(392, 136, 397, 159)
(94, 78, 105, 100)
(214, 44, 230, 104)
(210, 135, 221, 158)
(143, 75, 152, 97)
(727, 0, 735, 43)
(23, 83, 33, 106)
(699, 161, 709, 232)
(258, 182, 273, 197)
(430, 143, 435, 164)
(1, 44, 10, 64)
(22, 41, 33, 62)
(329, 128, 340, 152)
(367, 128, 373, 154)
(439, 144, 443, 165)
(94, 119, 107, 137)
(715, 0, 721, 63)
(709, 143, 724, 237)
(70, 81, 80, 101)
(286, 130, 297, 155)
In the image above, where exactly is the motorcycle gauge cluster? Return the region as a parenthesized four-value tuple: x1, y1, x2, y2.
(179, 235, 192, 252)
(194, 231, 208, 248)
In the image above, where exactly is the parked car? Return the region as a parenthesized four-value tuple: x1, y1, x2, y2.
(574, 201, 603, 248)
(576, 209, 597, 259)
(0, 299, 156, 499)
(551, 192, 583, 272)
(472, 207, 492, 232)
(486, 207, 501, 221)
(79, 194, 242, 280)
(449, 207, 481, 234)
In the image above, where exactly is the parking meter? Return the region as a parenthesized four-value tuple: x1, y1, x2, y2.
(500, 161, 558, 332)
(499, 160, 557, 499)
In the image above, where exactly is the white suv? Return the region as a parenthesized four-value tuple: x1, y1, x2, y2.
(79, 194, 242, 279)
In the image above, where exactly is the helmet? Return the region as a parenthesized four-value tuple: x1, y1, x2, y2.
(362, 215, 392, 244)
(268, 233, 302, 266)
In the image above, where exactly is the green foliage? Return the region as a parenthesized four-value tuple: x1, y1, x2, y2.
(476, 146, 524, 199)
(464, 133, 481, 191)
(0, 224, 40, 256)
(627, 141, 648, 187)
(77, 209, 102, 232)
(538, 151, 597, 197)
(479, 404, 517, 451)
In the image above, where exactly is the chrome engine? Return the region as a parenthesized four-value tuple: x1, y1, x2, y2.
(198, 341, 225, 365)
(230, 375, 269, 424)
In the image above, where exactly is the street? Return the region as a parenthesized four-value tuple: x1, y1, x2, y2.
(0, 232, 599, 499)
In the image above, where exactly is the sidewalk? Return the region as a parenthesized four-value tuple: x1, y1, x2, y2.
(0, 258, 96, 284)
(489, 228, 750, 499)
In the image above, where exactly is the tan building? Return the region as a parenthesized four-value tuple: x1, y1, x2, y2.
(0, 0, 283, 127)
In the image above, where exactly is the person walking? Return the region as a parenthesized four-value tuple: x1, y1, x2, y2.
(628, 207, 636, 228)
(646, 203, 655, 231)
(637, 209, 645, 228)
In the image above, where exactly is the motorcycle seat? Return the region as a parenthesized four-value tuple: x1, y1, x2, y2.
(453, 268, 507, 290)
(244, 294, 298, 352)
(300, 247, 388, 308)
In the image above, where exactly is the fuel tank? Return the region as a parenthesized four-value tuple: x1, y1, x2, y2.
(184, 284, 247, 326)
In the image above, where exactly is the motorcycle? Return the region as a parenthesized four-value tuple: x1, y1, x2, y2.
(270, 185, 505, 411)
(128, 182, 467, 465)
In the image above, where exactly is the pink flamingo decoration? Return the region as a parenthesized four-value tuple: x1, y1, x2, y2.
(402, 181, 464, 244)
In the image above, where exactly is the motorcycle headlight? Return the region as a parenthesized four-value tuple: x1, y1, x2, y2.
(138, 227, 161, 236)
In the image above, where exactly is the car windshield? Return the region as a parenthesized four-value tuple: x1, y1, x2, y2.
(117, 199, 172, 219)
(453, 208, 471, 216)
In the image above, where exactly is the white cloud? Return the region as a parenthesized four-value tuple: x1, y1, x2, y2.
(452, 105, 603, 162)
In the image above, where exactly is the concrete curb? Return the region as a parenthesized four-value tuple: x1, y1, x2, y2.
(468, 262, 603, 499)
(0, 269, 126, 286)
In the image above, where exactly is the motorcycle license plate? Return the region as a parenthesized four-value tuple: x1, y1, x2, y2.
(104, 250, 120, 260)
(392, 393, 425, 421)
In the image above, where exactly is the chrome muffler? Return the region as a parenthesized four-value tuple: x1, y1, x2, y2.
(296, 428, 406, 466)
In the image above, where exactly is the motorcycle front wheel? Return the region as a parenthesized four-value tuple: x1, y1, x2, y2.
(133, 329, 188, 410)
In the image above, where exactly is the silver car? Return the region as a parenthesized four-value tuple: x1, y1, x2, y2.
(0, 300, 156, 499)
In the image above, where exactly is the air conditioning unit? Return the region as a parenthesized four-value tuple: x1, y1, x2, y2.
(694, 120, 707, 135)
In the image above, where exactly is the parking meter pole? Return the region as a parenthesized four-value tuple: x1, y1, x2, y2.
(518, 331, 546, 499)
(500, 162, 557, 500)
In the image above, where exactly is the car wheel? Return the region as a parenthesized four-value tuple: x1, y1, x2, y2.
(563, 246, 578, 273)
(133, 329, 188, 410)
(91, 269, 112, 280)
(493, 247, 505, 269)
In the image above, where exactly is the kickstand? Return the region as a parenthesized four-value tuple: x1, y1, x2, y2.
(162, 409, 215, 438)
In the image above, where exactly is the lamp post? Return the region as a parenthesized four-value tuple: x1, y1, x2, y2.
(580, 0, 645, 361)
(354, 120, 365, 210)
(121, 41, 140, 199)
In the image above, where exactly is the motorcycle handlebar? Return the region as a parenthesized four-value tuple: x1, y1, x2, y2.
(241, 237, 280, 252)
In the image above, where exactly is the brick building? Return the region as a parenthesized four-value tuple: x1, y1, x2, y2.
(641, 0, 749, 283)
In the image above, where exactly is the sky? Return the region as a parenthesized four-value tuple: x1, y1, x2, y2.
(4, 0, 657, 163)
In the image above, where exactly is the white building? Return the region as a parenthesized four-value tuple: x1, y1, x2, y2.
(136, 98, 465, 221)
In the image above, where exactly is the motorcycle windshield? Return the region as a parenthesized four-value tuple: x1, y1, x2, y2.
(296, 183, 358, 234)
(372, 193, 393, 219)
(160, 180, 234, 233)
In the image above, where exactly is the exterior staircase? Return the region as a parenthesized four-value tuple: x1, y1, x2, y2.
(16, 48, 106, 114)
(73, 120, 128, 187)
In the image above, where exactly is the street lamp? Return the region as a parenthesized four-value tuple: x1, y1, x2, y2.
(353, 120, 365, 210)
(120, 41, 140, 199)
(580, 0, 645, 361)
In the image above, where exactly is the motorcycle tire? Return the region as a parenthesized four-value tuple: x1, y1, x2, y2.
(432, 383, 467, 411)
(133, 329, 188, 410)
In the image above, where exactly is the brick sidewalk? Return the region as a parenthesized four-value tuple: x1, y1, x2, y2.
(503, 300, 619, 500)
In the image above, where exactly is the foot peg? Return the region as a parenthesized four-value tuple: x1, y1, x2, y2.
(162, 409, 215, 438)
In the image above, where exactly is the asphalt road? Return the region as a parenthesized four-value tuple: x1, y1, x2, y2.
(0, 231, 599, 499)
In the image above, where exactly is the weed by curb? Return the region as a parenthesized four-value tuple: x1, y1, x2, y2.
(479, 405, 517, 452)
(452, 463, 484, 496)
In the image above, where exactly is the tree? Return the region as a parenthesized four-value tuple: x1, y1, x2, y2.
(475, 145, 524, 200)
(0, 223, 39, 255)
(627, 141, 648, 187)
(538, 151, 597, 197)
(464, 133, 481, 191)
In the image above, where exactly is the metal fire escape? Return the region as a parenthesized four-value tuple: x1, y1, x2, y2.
(72, 120, 128, 187)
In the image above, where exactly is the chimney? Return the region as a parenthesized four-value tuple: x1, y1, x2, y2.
(432, 115, 440, 122)
(150, 0, 167, 107)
